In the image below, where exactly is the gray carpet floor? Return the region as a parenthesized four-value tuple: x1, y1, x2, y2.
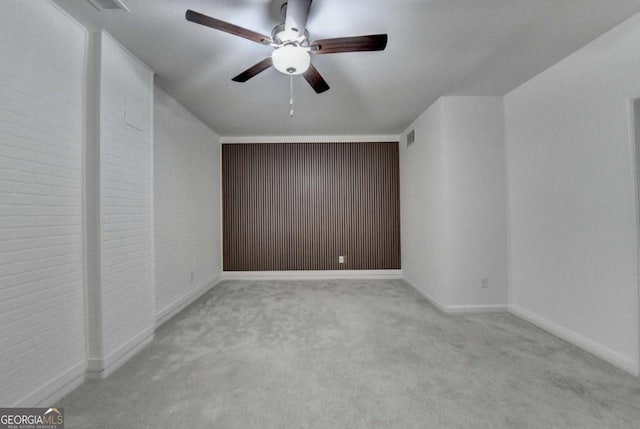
(60, 279, 640, 428)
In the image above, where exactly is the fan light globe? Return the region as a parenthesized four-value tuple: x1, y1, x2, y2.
(272, 45, 310, 75)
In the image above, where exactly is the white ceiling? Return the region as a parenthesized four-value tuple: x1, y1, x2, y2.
(53, 0, 640, 136)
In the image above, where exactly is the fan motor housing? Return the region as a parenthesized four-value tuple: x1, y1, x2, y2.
(271, 23, 309, 46)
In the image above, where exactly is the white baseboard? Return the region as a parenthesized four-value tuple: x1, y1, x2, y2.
(155, 275, 221, 329)
(221, 270, 403, 281)
(85, 276, 223, 380)
(12, 360, 87, 407)
(87, 327, 154, 380)
(445, 304, 510, 314)
(402, 278, 449, 312)
(510, 304, 639, 376)
(403, 278, 508, 314)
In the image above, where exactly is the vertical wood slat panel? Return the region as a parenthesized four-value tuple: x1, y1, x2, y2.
(222, 142, 401, 271)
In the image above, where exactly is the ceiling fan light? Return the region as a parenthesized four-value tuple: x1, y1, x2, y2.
(272, 45, 310, 75)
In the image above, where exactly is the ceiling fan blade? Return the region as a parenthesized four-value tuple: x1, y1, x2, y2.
(232, 58, 273, 82)
(284, 0, 312, 38)
(303, 64, 329, 94)
(186, 9, 273, 45)
(310, 34, 388, 54)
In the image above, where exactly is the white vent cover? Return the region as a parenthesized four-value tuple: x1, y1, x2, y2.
(87, 0, 129, 12)
(406, 129, 415, 147)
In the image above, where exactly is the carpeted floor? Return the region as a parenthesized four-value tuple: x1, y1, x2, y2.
(60, 279, 640, 428)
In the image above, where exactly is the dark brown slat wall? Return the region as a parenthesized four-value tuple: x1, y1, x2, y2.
(222, 142, 401, 271)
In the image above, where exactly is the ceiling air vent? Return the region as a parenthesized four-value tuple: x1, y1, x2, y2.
(406, 129, 416, 147)
(87, 0, 129, 12)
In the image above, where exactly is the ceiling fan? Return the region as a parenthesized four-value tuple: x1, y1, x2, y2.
(185, 0, 388, 94)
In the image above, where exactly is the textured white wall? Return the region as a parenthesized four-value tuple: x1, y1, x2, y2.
(505, 13, 640, 374)
(400, 97, 508, 311)
(97, 32, 155, 369)
(0, 1, 87, 406)
(154, 86, 221, 324)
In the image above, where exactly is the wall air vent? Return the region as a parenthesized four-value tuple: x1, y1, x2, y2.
(406, 129, 415, 147)
(87, 0, 129, 12)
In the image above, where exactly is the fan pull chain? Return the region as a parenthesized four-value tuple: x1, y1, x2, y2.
(289, 74, 294, 118)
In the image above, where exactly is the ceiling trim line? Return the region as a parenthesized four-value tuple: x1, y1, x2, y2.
(220, 135, 401, 144)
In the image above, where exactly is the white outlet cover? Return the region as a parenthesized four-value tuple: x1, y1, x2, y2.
(339, 256, 345, 264)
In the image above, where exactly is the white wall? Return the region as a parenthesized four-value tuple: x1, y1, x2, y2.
(0, 1, 224, 403)
(400, 97, 508, 311)
(440, 97, 508, 308)
(154, 86, 221, 325)
(86, 32, 155, 377)
(0, 1, 87, 406)
(505, 13, 640, 375)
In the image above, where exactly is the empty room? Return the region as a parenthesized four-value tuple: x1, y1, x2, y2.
(2, 0, 640, 427)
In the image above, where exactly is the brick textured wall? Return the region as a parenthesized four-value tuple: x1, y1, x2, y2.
(0, 1, 87, 406)
(98, 33, 155, 361)
(153, 86, 221, 320)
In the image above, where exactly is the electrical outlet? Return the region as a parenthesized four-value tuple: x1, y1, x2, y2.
(338, 256, 345, 264)
(481, 277, 489, 288)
